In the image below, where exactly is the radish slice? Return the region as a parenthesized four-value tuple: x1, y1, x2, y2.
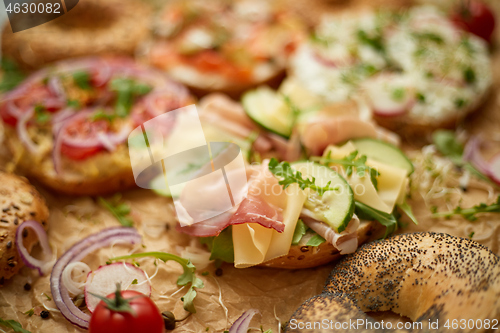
(84, 262, 151, 313)
(364, 74, 413, 117)
(489, 153, 500, 185)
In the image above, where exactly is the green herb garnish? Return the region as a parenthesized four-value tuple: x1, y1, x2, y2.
(109, 78, 152, 117)
(73, 71, 92, 90)
(43, 293, 51, 301)
(312, 150, 380, 190)
(433, 195, 500, 221)
(268, 158, 339, 195)
(354, 201, 398, 237)
(0, 317, 31, 333)
(412, 32, 444, 44)
(463, 67, 476, 84)
(98, 196, 134, 227)
(34, 105, 51, 124)
(357, 29, 384, 53)
(131, 279, 138, 285)
(67, 99, 81, 109)
(0, 58, 25, 92)
(397, 201, 418, 225)
(109, 252, 204, 313)
(200, 227, 234, 263)
(391, 87, 405, 101)
(91, 110, 116, 123)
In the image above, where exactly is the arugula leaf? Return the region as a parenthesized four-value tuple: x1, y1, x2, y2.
(397, 201, 418, 225)
(109, 78, 152, 118)
(433, 195, 500, 221)
(313, 150, 380, 190)
(0, 58, 25, 92)
(306, 234, 326, 246)
(354, 201, 398, 237)
(34, 105, 51, 124)
(98, 196, 134, 227)
(291, 219, 307, 245)
(268, 158, 339, 195)
(0, 318, 31, 333)
(109, 252, 204, 313)
(72, 71, 92, 90)
(200, 227, 234, 263)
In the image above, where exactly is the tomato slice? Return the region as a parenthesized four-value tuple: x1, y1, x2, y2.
(60, 116, 108, 160)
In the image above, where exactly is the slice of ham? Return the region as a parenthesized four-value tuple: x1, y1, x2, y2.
(301, 214, 360, 254)
(176, 161, 285, 237)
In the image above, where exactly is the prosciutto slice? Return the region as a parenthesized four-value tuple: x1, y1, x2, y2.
(301, 214, 360, 254)
(176, 162, 285, 237)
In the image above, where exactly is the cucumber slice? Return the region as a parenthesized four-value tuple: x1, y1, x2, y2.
(292, 161, 354, 233)
(351, 138, 414, 175)
(242, 86, 293, 138)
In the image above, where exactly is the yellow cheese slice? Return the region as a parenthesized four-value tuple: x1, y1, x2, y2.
(264, 184, 307, 262)
(233, 183, 306, 268)
(324, 142, 407, 213)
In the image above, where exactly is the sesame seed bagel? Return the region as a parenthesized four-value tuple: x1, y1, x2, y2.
(0, 172, 49, 283)
(287, 232, 500, 332)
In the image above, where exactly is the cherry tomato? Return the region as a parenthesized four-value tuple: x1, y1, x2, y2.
(89, 290, 164, 333)
(451, 0, 496, 44)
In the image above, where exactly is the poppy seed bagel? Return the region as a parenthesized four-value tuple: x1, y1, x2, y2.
(286, 232, 500, 332)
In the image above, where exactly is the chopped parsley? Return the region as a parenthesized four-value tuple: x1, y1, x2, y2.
(391, 87, 406, 101)
(67, 99, 81, 109)
(357, 29, 384, 53)
(72, 71, 92, 90)
(91, 109, 116, 123)
(416, 92, 426, 103)
(34, 105, 51, 124)
(109, 78, 152, 118)
(463, 67, 476, 84)
(412, 32, 444, 44)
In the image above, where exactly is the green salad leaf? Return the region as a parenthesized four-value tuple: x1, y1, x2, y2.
(0, 318, 31, 333)
(98, 196, 134, 227)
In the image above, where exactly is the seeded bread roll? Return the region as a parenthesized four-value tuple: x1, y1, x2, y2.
(287, 232, 500, 332)
(0, 172, 49, 283)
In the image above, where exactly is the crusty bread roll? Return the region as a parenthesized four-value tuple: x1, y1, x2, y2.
(261, 220, 385, 269)
(287, 232, 500, 332)
(0, 172, 49, 282)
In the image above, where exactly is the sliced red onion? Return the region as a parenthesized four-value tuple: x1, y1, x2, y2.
(463, 136, 491, 175)
(16, 107, 39, 153)
(489, 154, 500, 185)
(229, 309, 260, 333)
(15, 220, 52, 276)
(48, 76, 66, 100)
(92, 62, 112, 87)
(50, 227, 142, 329)
(5, 100, 23, 119)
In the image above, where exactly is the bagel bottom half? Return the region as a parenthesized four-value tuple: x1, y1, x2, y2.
(260, 220, 385, 269)
(286, 232, 500, 332)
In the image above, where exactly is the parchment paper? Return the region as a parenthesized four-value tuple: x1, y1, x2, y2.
(1, 1, 500, 332)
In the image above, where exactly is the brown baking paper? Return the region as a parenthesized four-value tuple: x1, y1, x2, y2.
(1, 1, 500, 332)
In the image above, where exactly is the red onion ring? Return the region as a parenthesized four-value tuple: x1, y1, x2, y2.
(229, 309, 260, 333)
(463, 136, 491, 175)
(50, 227, 142, 329)
(16, 107, 38, 153)
(15, 220, 52, 275)
(48, 76, 66, 100)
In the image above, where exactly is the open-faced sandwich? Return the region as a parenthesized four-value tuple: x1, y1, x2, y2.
(288, 6, 492, 135)
(0, 57, 194, 195)
(144, 0, 305, 97)
(145, 93, 416, 269)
